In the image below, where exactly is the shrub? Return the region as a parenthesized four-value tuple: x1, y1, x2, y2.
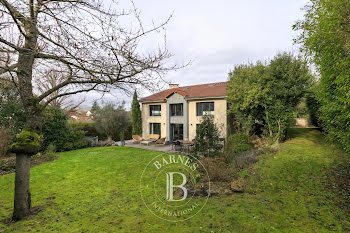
(42, 144, 57, 161)
(62, 126, 87, 151)
(42, 107, 87, 152)
(42, 107, 69, 150)
(70, 122, 106, 138)
(199, 157, 239, 182)
(305, 86, 322, 128)
(232, 150, 259, 169)
(192, 116, 223, 157)
(224, 134, 252, 163)
(1, 159, 6, 170)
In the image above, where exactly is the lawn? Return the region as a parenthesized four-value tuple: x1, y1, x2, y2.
(0, 128, 349, 232)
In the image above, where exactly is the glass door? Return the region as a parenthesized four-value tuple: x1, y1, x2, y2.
(170, 124, 183, 141)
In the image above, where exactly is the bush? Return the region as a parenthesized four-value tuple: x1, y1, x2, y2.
(70, 122, 106, 138)
(42, 144, 57, 161)
(305, 87, 322, 128)
(69, 121, 132, 142)
(42, 107, 87, 152)
(199, 157, 239, 182)
(232, 150, 259, 169)
(192, 116, 223, 157)
(62, 126, 87, 151)
(224, 134, 252, 163)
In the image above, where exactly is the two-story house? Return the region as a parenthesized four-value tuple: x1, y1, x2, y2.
(139, 81, 227, 142)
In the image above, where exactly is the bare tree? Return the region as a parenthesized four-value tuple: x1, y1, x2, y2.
(36, 69, 86, 113)
(0, 0, 178, 220)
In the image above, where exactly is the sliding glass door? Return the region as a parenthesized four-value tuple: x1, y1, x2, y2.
(170, 124, 183, 141)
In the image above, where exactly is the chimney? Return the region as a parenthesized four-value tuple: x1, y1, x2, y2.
(169, 84, 179, 89)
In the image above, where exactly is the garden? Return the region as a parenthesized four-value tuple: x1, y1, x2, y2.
(0, 128, 349, 232)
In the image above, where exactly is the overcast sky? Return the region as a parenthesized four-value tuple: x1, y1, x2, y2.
(77, 0, 308, 110)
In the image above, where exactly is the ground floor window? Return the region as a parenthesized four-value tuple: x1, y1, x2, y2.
(149, 123, 161, 136)
(171, 124, 183, 141)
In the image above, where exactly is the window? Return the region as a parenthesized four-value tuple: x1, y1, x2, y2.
(170, 103, 183, 116)
(196, 102, 214, 116)
(150, 105, 161, 116)
(149, 123, 161, 136)
(171, 124, 183, 140)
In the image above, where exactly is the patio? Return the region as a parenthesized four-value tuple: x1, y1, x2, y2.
(124, 140, 193, 154)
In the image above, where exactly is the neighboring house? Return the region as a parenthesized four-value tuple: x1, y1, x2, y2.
(69, 110, 94, 123)
(139, 82, 227, 142)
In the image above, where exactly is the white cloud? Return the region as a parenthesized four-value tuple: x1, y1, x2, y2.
(78, 0, 309, 107)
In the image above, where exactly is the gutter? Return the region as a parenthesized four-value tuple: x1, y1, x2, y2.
(185, 96, 227, 101)
(139, 95, 227, 103)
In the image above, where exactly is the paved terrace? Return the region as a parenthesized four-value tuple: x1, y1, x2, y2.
(123, 140, 192, 154)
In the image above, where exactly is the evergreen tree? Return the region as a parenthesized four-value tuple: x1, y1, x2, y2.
(131, 90, 142, 135)
(192, 116, 222, 157)
(91, 101, 100, 115)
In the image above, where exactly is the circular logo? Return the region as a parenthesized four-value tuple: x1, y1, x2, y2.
(140, 153, 210, 222)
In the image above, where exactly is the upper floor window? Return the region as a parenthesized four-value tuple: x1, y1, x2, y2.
(170, 103, 183, 116)
(150, 105, 161, 116)
(196, 102, 214, 116)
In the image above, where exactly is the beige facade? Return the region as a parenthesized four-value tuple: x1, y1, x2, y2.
(141, 98, 227, 141)
(141, 102, 167, 138)
(188, 98, 227, 140)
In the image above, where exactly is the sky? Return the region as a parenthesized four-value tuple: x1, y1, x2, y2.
(77, 0, 309, 110)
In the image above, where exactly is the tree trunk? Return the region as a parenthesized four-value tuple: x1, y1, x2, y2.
(12, 27, 39, 220)
(12, 153, 31, 221)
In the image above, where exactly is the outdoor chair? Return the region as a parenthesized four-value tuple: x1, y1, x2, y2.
(132, 135, 143, 144)
(172, 140, 182, 151)
(155, 137, 166, 146)
(140, 134, 160, 146)
(144, 134, 160, 141)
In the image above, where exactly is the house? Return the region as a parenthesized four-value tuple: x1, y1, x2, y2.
(69, 110, 94, 123)
(139, 82, 227, 142)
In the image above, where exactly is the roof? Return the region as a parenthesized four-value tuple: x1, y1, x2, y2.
(139, 81, 227, 102)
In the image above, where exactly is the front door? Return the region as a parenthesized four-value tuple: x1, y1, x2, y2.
(170, 124, 183, 141)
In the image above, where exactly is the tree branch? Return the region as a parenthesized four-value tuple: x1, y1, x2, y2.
(0, 36, 23, 51)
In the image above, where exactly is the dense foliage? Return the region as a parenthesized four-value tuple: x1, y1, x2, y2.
(93, 102, 131, 141)
(192, 116, 222, 157)
(225, 134, 252, 156)
(227, 53, 312, 142)
(305, 84, 322, 127)
(42, 107, 86, 151)
(0, 82, 25, 137)
(294, 0, 350, 152)
(131, 91, 142, 135)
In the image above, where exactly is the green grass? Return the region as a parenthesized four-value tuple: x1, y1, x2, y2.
(0, 128, 349, 232)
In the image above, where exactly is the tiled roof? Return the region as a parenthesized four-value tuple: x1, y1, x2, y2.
(139, 81, 227, 102)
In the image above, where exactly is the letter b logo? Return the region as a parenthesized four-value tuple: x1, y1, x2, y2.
(166, 172, 188, 201)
